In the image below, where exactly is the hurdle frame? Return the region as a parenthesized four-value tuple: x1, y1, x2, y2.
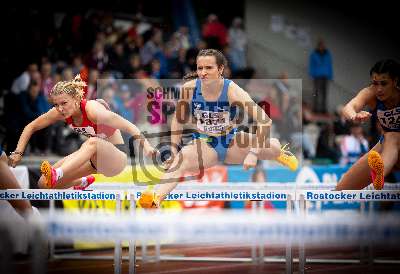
(42, 190, 127, 273)
(297, 189, 400, 272)
(126, 188, 297, 274)
(2, 185, 400, 274)
(125, 186, 400, 274)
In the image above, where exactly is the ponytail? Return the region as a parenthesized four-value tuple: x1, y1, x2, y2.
(50, 74, 86, 100)
(183, 71, 198, 82)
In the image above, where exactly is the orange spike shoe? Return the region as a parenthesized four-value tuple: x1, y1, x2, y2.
(40, 161, 57, 188)
(138, 190, 160, 208)
(368, 150, 384, 190)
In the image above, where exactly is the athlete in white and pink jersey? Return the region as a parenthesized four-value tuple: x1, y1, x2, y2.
(9, 75, 157, 189)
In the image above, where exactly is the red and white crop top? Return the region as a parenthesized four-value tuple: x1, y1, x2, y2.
(65, 99, 117, 139)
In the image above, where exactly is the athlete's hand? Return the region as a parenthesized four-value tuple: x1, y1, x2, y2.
(162, 150, 177, 170)
(243, 152, 258, 170)
(351, 111, 372, 123)
(162, 156, 174, 170)
(144, 143, 158, 158)
(8, 153, 22, 168)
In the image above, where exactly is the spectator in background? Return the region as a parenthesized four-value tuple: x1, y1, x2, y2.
(11, 63, 39, 95)
(133, 13, 152, 36)
(140, 28, 163, 66)
(19, 80, 52, 154)
(3, 90, 22, 154)
(100, 86, 119, 112)
(287, 97, 313, 160)
(127, 17, 139, 41)
(333, 104, 350, 136)
(174, 26, 191, 51)
(271, 72, 291, 142)
(86, 69, 99, 100)
(223, 66, 232, 79)
(316, 123, 340, 163)
(150, 59, 162, 79)
(308, 39, 333, 113)
(4, 71, 43, 154)
(202, 14, 228, 49)
(54, 60, 68, 76)
(41, 61, 54, 98)
(164, 45, 185, 79)
(85, 40, 109, 72)
(71, 55, 84, 76)
(115, 84, 135, 145)
(62, 67, 74, 81)
(107, 42, 129, 78)
(126, 53, 142, 78)
(115, 84, 135, 122)
(228, 17, 248, 72)
(339, 124, 368, 166)
(126, 33, 144, 54)
(184, 46, 200, 73)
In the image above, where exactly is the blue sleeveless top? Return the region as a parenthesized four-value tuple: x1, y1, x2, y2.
(375, 99, 400, 132)
(191, 79, 237, 136)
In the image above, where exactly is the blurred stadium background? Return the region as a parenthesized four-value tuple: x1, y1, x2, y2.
(2, 1, 400, 273)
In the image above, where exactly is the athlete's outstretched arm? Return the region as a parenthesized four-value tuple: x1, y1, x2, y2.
(342, 87, 375, 123)
(228, 81, 273, 153)
(9, 108, 63, 167)
(227, 82, 281, 170)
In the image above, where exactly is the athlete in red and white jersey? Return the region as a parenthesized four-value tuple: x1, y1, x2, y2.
(9, 75, 157, 189)
(65, 98, 117, 139)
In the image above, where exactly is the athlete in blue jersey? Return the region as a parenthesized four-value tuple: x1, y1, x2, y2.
(336, 59, 400, 190)
(139, 49, 298, 208)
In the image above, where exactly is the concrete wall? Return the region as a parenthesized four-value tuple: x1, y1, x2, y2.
(245, 0, 399, 112)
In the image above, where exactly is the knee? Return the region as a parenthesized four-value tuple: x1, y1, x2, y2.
(82, 137, 98, 152)
(270, 138, 281, 149)
(269, 138, 281, 158)
(165, 157, 190, 177)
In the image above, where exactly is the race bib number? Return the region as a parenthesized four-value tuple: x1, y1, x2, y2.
(377, 107, 400, 130)
(70, 125, 107, 139)
(194, 109, 231, 135)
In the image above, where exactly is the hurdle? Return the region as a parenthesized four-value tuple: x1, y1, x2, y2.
(32, 206, 400, 274)
(126, 185, 295, 270)
(121, 184, 400, 274)
(298, 189, 400, 272)
(2, 185, 400, 274)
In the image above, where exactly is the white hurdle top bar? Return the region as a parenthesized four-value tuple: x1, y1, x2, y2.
(1, 187, 400, 201)
(0, 189, 124, 200)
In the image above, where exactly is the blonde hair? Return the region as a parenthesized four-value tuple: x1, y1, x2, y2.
(50, 74, 86, 100)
